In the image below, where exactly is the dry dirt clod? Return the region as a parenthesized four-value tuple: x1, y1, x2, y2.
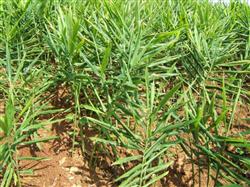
(59, 157, 67, 166)
(70, 166, 81, 174)
(72, 184, 82, 187)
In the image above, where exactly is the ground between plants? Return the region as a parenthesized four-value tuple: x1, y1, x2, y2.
(0, 0, 250, 187)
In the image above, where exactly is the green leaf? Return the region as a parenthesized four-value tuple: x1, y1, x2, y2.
(80, 104, 103, 114)
(221, 184, 242, 187)
(100, 42, 112, 80)
(4, 99, 15, 135)
(112, 155, 142, 166)
(152, 82, 182, 117)
(90, 137, 118, 146)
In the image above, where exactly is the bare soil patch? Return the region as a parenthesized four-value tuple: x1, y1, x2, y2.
(19, 122, 114, 187)
(16, 100, 249, 187)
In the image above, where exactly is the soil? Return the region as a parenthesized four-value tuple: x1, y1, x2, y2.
(19, 122, 114, 187)
(17, 124, 221, 187)
(2, 89, 249, 187)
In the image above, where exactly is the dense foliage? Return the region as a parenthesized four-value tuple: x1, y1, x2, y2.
(0, 0, 249, 186)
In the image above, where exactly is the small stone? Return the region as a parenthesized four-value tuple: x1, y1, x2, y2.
(72, 184, 82, 187)
(69, 167, 80, 174)
(88, 184, 96, 187)
(227, 145, 235, 152)
(59, 157, 67, 166)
